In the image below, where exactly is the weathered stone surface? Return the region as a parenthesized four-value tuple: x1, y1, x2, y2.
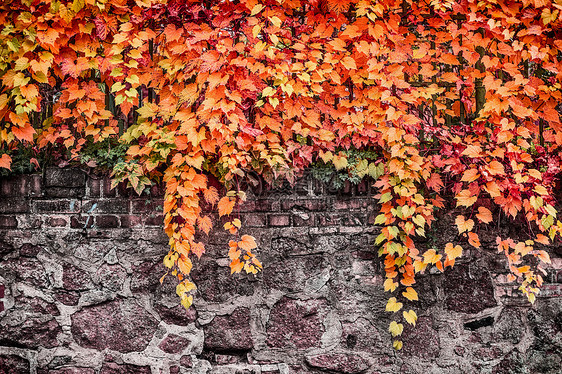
(0, 355, 30, 374)
(493, 308, 525, 344)
(0, 240, 14, 259)
(267, 297, 327, 349)
(443, 264, 497, 314)
(38, 369, 96, 374)
(130, 260, 162, 293)
(1, 174, 562, 374)
(305, 353, 369, 374)
(191, 260, 255, 302)
(0, 297, 62, 348)
(340, 318, 384, 352)
(2, 257, 50, 287)
(62, 263, 93, 291)
(71, 299, 158, 352)
(96, 263, 126, 291)
(100, 362, 152, 374)
(159, 333, 191, 354)
(153, 303, 197, 326)
(402, 317, 440, 358)
(204, 307, 253, 351)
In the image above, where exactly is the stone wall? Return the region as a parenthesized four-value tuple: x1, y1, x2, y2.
(0, 169, 561, 374)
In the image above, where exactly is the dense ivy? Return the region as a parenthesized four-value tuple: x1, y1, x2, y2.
(1, 0, 562, 348)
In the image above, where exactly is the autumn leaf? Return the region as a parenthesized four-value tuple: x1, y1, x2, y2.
(476, 207, 493, 223)
(455, 215, 474, 233)
(402, 287, 418, 301)
(386, 297, 403, 313)
(456, 189, 477, 207)
(389, 321, 404, 337)
(403, 310, 417, 326)
(444, 243, 463, 260)
(0, 154, 12, 170)
(218, 196, 236, 217)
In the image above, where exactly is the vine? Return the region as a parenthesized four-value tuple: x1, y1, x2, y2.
(1, 0, 562, 349)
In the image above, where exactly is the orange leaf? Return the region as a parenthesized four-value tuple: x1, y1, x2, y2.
(456, 189, 477, 207)
(487, 160, 505, 175)
(238, 235, 257, 251)
(218, 196, 235, 217)
(0, 154, 11, 170)
(177, 255, 193, 275)
(468, 232, 481, 248)
(197, 215, 213, 235)
(476, 207, 493, 223)
(203, 186, 219, 205)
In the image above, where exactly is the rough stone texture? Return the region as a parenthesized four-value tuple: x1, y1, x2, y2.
(0, 354, 30, 374)
(305, 353, 369, 373)
(204, 307, 253, 351)
(0, 169, 561, 373)
(71, 298, 159, 353)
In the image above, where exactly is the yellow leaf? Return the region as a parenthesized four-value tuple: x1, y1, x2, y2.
(180, 294, 193, 309)
(332, 155, 348, 170)
(393, 340, 403, 350)
(456, 189, 477, 207)
(403, 309, 417, 326)
(384, 278, 398, 292)
(422, 249, 442, 264)
(389, 321, 404, 337)
(386, 297, 403, 313)
(402, 287, 418, 301)
(455, 215, 474, 233)
(444, 243, 463, 260)
(251, 3, 264, 15)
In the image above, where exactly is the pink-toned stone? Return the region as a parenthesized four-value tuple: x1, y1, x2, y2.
(158, 334, 191, 354)
(266, 297, 327, 349)
(204, 307, 253, 350)
(71, 299, 158, 353)
(305, 353, 369, 374)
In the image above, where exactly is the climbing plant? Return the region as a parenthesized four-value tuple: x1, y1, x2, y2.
(1, 0, 562, 349)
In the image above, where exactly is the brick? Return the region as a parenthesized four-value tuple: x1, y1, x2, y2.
(96, 215, 120, 228)
(144, 215, 164, 226)
(34, 199, 80, 213)
(293, 212, 315, 227)
(102, 178, 117, 197)
(87, 178, 102, 197)
(82, 199, 129, 214)
(281, 199, 328, 211)
(43, 187, 85, 198)
(0, 215, 17, 228)
(71, 215, 94, 229)
(316, 213, 341, 226)
(242, 214, 267, 227)
(45, 167, 86, 188)
(333, 198, 370, 210)
(47, 217, 68, 227)
(120, 215, 142, 228)
(268, 214, 291, 227)
(131, 199, 164, 214)
(0, 174, 41, 197)
(0, 199, 30, 213)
